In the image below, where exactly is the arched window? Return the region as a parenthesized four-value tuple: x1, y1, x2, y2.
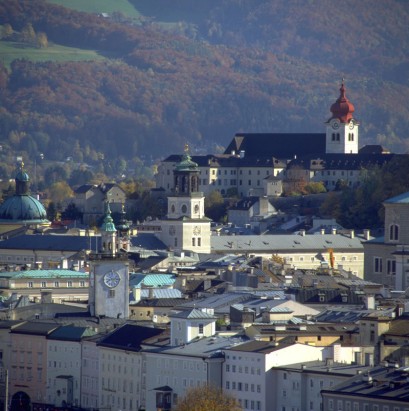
(389, 224, 399, 241)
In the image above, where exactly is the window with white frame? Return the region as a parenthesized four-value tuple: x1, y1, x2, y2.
(387, 259, 396, 275)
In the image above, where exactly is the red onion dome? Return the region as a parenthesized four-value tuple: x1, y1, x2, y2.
(330, 81, 355, 123)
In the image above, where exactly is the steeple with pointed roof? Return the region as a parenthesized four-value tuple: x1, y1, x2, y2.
(326, 80, 359, 154)
(100, 201, 117, 256)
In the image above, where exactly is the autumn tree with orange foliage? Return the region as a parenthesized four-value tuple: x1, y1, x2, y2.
(174, 385, 241, 411)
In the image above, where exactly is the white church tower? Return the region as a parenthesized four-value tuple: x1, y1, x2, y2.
(88, 202, 129, 319)
(158, 145, 211, 253)
(326, 80, 359, 154)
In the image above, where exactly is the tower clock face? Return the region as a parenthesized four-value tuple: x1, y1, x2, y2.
(332, 120, 340, 130)
(103, 270, 120, 288)
(193, 226, 201, 235)
(349, 121, 354, 130)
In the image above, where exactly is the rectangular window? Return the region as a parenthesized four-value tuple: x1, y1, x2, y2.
(387, 259, 396, 275)
(41, 282, 46, 288)
(198, 324, 204, 334)
(54, 281, 59, 287)
(192, 238, 196, 246)
(374, 257, 383, 273)
(198, 238, 201, 247)
(108, 290, 115, 298)
(67, 281, 73, 287)
(28, 282, 33, 288)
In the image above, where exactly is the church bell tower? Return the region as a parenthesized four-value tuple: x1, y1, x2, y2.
(88, 202, 129, 318)
(159, 145, 211, 253)
(325, 80, 359, 154)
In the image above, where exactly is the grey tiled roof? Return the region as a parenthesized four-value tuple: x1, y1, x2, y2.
(170, 308, 216, 319)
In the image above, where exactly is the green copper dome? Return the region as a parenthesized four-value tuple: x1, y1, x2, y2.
(100, 202, 116, 232)
(0, 162, 49, 224)
(174, 144, 198, 172)
(175, 153, 198, 172)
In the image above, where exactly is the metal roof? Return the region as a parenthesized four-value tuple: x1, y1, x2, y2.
(384, 191, 409, 204)
(211, 233, 363, 253)
(170, 308, 216, 320)
(0, 269, 88, 279)
(139, 289, 182, 299)
(129, 273, 176, 288)
(47, 325, 96, 341)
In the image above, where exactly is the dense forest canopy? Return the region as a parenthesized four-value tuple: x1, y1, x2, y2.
(0, 0, 408, 176)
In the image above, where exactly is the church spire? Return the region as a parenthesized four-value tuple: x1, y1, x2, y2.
(100, 201, 117, 256)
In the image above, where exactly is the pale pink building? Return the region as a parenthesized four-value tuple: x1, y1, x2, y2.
(9, 322, 60, 411)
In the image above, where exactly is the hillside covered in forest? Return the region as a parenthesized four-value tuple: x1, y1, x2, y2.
(0, 0, 408, 176)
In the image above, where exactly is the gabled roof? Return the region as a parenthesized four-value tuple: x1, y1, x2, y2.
(98, 323, 165, 351)
(74, 184, 95, 194)
(224, 133, 326, 158)
(229, 197, 260, 211)
(169, 308, 216, 320)
(47, 325, 96, 341)
(74, 183, 124, 195)
(384, 191, 409, 204)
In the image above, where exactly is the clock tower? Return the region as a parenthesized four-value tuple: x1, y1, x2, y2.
(158, 145, 211, 253)
(88, 202, 129, 318)
(325, 80, 359, 154)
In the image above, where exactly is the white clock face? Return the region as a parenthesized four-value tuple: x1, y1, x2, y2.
(103, 270, 120, 288)
(193, 226, 201, 235)
(349, 121, 354, 130)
